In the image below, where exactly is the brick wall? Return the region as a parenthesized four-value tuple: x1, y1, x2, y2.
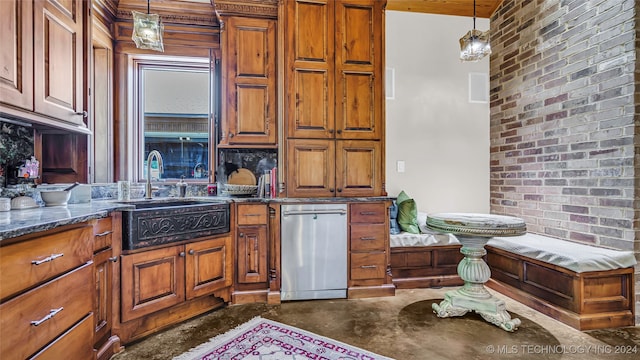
(488, 0, 639, 324)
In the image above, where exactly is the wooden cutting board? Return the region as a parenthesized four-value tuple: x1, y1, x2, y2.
(227, 168, 257, 185)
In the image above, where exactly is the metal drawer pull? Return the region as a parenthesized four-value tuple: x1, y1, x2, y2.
(95, 231, 112, 237)
(360, 237, 376, 240)
(360, 265, 377, 269)
(359, 211, 377, 215)
(31, 307, 64, 326)
(243, 214, 261, 217)
(31, 253, 64, 265)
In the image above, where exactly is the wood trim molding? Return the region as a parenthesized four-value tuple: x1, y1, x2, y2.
(214, 0, 278, 18)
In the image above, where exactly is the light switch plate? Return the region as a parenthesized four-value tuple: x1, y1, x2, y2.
(397, 160, 405, 173)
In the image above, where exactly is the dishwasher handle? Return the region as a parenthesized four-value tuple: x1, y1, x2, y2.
(282, 209, 347, 216)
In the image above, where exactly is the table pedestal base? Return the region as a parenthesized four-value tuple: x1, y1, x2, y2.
(432, 288, 521, 332)
(431, 235, 521, 332)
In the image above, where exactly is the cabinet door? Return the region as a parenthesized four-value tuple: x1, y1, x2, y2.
(185, 236, 233, 300)
(120, 246, 185, 322)
(336, 140, 382, 196)
(286, 139, 335, 197)
(0, 0, 33, 110)
(34, 0, 84, 125)
(334, 0, 383, 140)
(237, 225, 268, 284)
(93, 247, 113, 347)
(285, 0, 335, 139)
(223, 17, 277, 146)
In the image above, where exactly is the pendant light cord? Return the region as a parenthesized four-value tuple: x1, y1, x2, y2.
(147, 0, 150, 14)
(473, 0, 477, 30)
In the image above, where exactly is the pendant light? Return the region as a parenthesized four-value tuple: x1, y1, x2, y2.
(459, 0, 491, 62)
(131, 0, 164, 52)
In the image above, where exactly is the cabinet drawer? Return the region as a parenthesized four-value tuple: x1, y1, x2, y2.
(350, 224, 386, 251)
(0, 263, 93, 360)
(237, 204, 268, 225)
(350, 203, 386, 223)
(0, 225, 93, 301)
(350, 252, 386, 280)
(93, 217, 113, 252)
(30, 313, 94, 360)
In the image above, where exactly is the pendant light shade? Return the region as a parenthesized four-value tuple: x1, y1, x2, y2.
(132, 0, 164, 52)
(459, 0, 491, 62)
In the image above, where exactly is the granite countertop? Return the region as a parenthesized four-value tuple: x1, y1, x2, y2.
(0, 200, 127, 241)
(0, 196, 392, 241)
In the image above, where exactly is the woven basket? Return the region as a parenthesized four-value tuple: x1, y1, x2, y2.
(221, 184, 258, 196)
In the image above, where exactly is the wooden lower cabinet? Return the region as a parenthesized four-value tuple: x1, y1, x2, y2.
(233, 204, 270, 304)
(92, 214, 123, 360)
(117, 235, 232, 344)
(31, 313, 95, 360)
(0, 224, 94, 360)
(347, 201, 395, 298)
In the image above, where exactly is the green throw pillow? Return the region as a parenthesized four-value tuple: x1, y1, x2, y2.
(397, 190, 411, 205)
(397, 191, 420, 234)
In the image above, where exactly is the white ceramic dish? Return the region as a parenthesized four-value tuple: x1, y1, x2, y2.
(40, 190, 71, 206)
(11, 196, 39, 210)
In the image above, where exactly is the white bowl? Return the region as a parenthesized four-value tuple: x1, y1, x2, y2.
(40, 190, 71, 206)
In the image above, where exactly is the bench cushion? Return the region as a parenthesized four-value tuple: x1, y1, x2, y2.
(487, 233, 637, 273)
(390, 229, 460, 247)
(390, 212, 460, 247)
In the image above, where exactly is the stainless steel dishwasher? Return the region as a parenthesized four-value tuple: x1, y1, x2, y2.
(281, 203, 348, 301)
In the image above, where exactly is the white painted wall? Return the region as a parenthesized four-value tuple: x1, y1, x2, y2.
(385, 11, 490, 214)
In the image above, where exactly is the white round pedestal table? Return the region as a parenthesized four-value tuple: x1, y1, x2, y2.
(427, 213, 526, 332)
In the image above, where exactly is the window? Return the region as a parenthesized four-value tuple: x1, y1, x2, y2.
(131, 55, 217, 182)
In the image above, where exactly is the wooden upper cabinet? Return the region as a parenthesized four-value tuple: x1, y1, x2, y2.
(0, 0, 33, 111)
(334, 0, 383, 140)
(221, 16, 277, 147)
(286, 139, 336, 197)
(336, 140, 381, 197)
(33, 0, 85, 126)
(286, 0, 335, 139)
(286, 0, 382, 140)
(283, 0, 386, 198)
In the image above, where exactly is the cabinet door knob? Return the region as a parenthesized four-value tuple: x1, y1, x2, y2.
(179, 251, 186, 257)
(239, 232, 244, 237)
(75, 111, 88, 117)
(188, 249, 195, 255)
(337, 188, 342, 193)
(109, 256, 118, 262)
(329, 188, 335, 193)
(337, 130, 342, 134)
(228, 132, 234, 138)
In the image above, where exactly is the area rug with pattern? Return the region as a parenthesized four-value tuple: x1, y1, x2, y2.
(173, 317, 393, 360)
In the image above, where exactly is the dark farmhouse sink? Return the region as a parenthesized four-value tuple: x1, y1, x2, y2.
(119, 199, 230, 250)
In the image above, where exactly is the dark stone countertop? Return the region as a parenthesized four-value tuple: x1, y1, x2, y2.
(0, 196, 392, 241)
(0, 200, 127, 241)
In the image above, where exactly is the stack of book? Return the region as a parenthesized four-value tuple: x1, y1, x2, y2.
(257, 167, 277, 198)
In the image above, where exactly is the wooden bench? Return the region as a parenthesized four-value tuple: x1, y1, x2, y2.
(485, 233, 636, 330)
(390, 230, 463, 289)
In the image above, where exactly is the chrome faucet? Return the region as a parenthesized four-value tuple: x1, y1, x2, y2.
(145, 150, 164, 199)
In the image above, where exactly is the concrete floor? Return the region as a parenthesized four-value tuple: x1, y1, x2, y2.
(112, 288, 639, 360)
